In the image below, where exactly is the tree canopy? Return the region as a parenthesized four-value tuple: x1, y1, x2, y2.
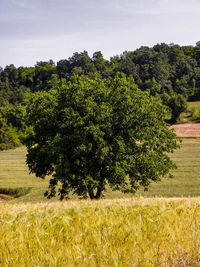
(1, 43, 200, 150)
(25, 74, 178, 199)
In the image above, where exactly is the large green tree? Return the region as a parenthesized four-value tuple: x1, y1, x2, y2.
(26, 74, 178, 199)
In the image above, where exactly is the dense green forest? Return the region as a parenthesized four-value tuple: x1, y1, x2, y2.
(1, 43, 200, 150)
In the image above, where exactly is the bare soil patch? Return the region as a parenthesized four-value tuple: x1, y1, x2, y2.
(0, 194, 14, 202)
(170, 122, 200, 137)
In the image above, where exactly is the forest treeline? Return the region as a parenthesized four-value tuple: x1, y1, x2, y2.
(1, 43, 200, 150)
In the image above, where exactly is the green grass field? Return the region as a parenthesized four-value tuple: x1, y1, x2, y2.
(0, 141, 200, 203)
(138, 140, 200, 197)
(0, 147, 51, 202)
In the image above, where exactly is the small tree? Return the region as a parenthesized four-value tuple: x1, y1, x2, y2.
(26, 74, 179, 199)
(168, 93, 187, 124)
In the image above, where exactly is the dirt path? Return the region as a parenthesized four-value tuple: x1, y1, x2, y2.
(170, 122, 200, 137)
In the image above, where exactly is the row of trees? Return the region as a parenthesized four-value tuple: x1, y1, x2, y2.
(1, 43, 200, 149)
(2, 44, 200, 95)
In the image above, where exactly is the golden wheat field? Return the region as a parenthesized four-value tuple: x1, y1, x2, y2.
(1, 198, 200, 266)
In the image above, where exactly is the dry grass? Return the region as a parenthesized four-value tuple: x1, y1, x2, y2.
(1, 198, 200, 266)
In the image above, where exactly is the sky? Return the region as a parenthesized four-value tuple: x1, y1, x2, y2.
(0, 0, 200, 68)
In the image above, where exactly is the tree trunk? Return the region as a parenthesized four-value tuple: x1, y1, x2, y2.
(87, 167, 107, 199)
(93, 167, 106, 199)
(88, 187, 94, 199)
(93, 185, 102, 199)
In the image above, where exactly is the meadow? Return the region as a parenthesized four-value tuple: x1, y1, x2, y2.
(0, 147, 51, 203)
(0, 141, 200, 202)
